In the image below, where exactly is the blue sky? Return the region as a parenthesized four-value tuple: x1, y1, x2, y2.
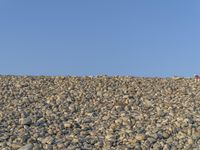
(0, 1, 200, 77)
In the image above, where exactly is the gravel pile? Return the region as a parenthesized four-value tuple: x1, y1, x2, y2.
(0, 76, 200, 150)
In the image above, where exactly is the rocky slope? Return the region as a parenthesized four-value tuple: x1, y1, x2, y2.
(0, 76, 200, 150)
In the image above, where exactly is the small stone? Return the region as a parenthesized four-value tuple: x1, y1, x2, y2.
(135, 134, 145, 141)
(15, 83, 22, 88)
(44, 144, 53, 150)
(63, 122, 72, 128)
(72, 138, 79, 143)
(97, 91, 102, 97)
(18, 144, 33, 150)
(187, 128, 192, 136)
(57, 143, 65, 149)
(36, 118, 45, 125)
(162, 132, 170, 139)
(188, 138, 193, 145)
(166, 137, 173, 144)
(41, 137, 54, 144)
(19, 134, 30, 143)
(33, 144, 40, 150)
(134, 143, 141, 150)
(11, 143, 21, 149)
(0, 142, 7, 147)
(157, 132, 163, 139)
(170, 145, 177, 150)
(172, 76, 182, 80)
(144, 100, 152, 108)
(103, 93, 109, 97)
(123, 95, 129, 99)
(83, 143, 93, 149)
(105, 134, 114, 141)
(163, 144, 170, 150)
(147, 137, 156, 144)
(2, 148, 10, 150)
(19, 117, 32, 125)
(153, 143, 162, 149)
(177, 131, 186, 139)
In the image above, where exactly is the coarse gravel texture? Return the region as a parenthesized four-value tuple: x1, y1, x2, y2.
(0, 76, 200, 150)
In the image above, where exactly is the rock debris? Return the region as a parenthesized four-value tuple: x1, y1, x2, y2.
(0, 76, 200, 149)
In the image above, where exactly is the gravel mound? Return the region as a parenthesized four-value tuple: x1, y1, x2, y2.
(0, 76, 200, 150)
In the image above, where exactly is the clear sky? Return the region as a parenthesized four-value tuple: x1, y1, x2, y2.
(0, 1, 200, 77)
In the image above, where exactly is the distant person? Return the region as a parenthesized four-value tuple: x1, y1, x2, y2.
(195, 74, 200, 81)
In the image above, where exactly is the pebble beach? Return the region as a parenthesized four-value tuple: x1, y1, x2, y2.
(0, 76, 200, 150)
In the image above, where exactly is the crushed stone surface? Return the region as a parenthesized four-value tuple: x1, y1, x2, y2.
(0, 76, 200, 149)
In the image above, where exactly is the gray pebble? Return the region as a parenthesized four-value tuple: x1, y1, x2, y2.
(19, 117, 32, 125)
(18, 144, 33, 150)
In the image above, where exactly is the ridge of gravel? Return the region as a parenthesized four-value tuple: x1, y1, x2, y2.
(0, 76, 200, 150)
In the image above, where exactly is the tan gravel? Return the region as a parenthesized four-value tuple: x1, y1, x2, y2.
(0, 76, 200, 149)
